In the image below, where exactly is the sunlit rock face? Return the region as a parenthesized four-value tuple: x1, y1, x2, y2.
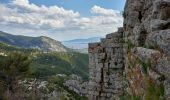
(88, 0, 170, 99)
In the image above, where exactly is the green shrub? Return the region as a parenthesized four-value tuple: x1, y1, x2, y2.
(145, 82, 165, 100)
(127, 40, 135, 52)
(120, 94, 141, 100)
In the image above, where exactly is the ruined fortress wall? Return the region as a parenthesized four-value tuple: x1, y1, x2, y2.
(88, 28, 124, 100)
(88, 0, 170, 99)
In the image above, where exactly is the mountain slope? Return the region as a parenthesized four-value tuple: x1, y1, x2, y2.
(0, 31, 68, 52)
(31, 52, 89, 80)
(0, 42, 89, 80)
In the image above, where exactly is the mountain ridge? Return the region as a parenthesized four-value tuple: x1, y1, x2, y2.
(0, 31, 68, 52)
(63, 37, 101, 43)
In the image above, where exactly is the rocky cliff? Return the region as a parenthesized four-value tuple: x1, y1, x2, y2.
(88, 0, 170, 99)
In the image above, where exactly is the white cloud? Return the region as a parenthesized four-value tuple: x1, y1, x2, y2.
(74, 5, 123, 29)
(0, 0, 80, 28)
(0, 0, 123, 41)
(11, 0, 80, 17)
(91, 5, 120, 16)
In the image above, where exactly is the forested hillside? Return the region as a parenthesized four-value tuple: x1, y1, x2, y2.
(0, 42, 89, 99)
(0, 42, 89, 80)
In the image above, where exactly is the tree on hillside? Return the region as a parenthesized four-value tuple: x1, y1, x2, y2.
(0, 52, 31, 99)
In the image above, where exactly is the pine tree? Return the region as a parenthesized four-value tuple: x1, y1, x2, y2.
(0, 52, 31, 99)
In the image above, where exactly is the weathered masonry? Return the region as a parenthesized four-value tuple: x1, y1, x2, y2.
(88, 28, 124, 100)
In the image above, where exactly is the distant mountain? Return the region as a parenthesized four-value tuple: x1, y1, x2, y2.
(62, 37, 101, 49)
(64, 37, 101, 43)
(0, 31, 68, 52)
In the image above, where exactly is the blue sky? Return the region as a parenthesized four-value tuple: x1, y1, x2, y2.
(28, 0, 125, 16)
(0, 0, 126, 41)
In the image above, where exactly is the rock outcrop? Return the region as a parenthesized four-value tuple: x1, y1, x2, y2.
(64, 80, 88, 96)
(88, 0, 170, 99)
(64, 75, 88, 96)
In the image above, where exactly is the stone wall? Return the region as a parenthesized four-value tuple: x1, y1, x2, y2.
(88, 0, 170, 99)
(88, 28, 124, 100)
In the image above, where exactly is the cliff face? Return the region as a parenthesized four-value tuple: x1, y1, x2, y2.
(88, 0, 170, 99)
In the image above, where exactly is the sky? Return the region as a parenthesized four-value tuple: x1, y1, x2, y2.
(0, 0, 126, 41)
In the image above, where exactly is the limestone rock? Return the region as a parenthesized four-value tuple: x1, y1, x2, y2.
(155, 57, 170, 80)
(131, 47, 161, 63)
(146, 29, 170, 56)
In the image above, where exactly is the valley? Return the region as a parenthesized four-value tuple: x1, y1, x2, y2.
(0, 32, 89, 99)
